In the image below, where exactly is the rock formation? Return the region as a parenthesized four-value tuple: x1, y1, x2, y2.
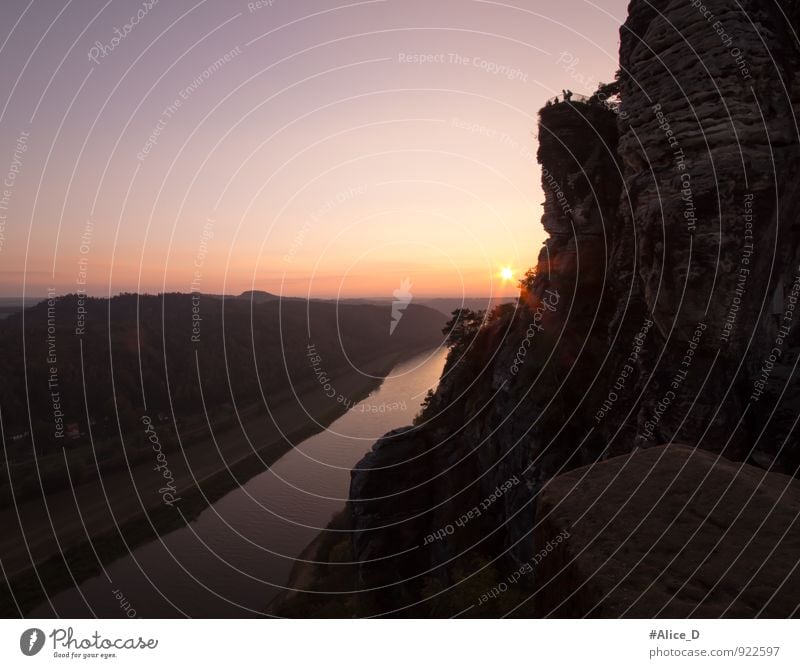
(535, 445, 800, 617)
(345, 0, 800, 616)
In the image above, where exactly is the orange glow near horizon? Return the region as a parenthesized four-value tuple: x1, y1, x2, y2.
(0, 0, 627, 300)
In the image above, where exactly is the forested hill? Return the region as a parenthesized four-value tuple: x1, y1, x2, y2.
(0, 292, 446, 447)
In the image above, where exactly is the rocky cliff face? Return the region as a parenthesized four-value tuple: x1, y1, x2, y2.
(613, 0, 800, 461)
(347, 0, 800, 616)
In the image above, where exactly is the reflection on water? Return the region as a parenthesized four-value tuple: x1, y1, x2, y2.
(34, 347, 447, 617)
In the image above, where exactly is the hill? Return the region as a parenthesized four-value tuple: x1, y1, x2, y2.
(0, 292, 446, 507)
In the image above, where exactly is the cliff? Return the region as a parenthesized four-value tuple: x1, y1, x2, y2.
(613, 0, 800, 460)
(341, 0, 800, 617)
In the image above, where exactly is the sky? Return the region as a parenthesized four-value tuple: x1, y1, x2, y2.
(0, 0, 629, 299)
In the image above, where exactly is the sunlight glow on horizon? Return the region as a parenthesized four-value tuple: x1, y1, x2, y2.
(0, 0, 628, 299)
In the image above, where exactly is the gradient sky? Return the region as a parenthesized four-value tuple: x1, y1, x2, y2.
(0, 0, 629, 299)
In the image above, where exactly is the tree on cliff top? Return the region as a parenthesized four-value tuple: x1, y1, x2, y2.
(442, 308, 485, 349)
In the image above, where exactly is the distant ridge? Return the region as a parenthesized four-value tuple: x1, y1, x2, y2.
(237, 290, 282, 303)
(1, 291, 515, 319)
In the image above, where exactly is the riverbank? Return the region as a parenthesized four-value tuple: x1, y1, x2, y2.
(1, 346, 434, 617)
(267, 508, 357, 617)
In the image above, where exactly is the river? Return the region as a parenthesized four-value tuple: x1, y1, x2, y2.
(33, 347, 447, 617)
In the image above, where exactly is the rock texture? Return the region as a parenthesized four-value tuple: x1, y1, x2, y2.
(613, 0, 800, 460)
(535, 445, 800, 617)
(345, 0, 800, 616)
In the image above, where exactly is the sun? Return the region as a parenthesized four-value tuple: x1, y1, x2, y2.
(500, 266, 514, 282)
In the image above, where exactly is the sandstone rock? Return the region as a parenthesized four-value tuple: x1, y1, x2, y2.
(534, 445, 800, 617)
(616, 0, 800, 461)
